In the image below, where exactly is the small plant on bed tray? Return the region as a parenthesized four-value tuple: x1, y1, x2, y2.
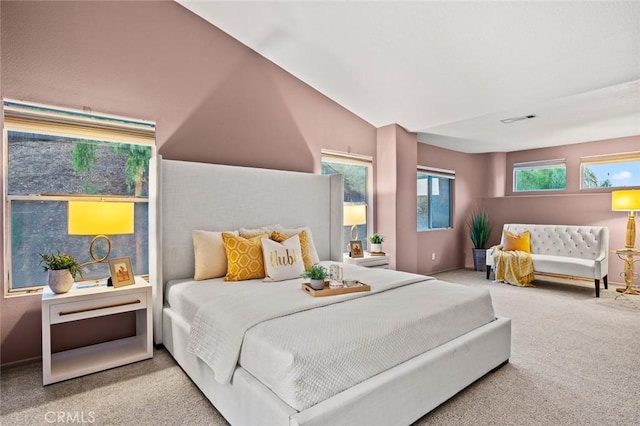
(301, 265, 329, 290)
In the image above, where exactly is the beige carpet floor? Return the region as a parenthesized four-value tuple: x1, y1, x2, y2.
(2, 269, 639, 425)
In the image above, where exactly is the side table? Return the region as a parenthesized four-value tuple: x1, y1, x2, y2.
(343, 253, 391, 269)
(613, 248, 640, 296)
(42, 275, 152, 385)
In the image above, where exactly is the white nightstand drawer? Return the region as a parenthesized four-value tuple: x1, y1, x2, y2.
(49, 292, 147, 324)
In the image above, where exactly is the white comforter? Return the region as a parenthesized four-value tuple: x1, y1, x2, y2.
(187, 262, 496, 411)
(187, 263, 428, 384)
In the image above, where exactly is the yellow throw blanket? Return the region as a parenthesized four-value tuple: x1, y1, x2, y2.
(494, 248, 535, 287)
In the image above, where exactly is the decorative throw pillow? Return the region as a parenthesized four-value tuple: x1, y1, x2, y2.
(270, 231, 289, 243)
(503, 230, 531, 253)
(222, 232, 268, 281)
(193, 230, 238, 280)
(261, 234, 305, 281)
(282, 228, 319, 270)
(239, 224, 284, 239)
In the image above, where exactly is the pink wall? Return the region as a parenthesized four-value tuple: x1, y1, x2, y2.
(0, 1, 376, 366)
(416, 144, 491, 275)
(486, 136, 640, 284)
(1, 1, 637, 367)
(376, 125, 418, 272)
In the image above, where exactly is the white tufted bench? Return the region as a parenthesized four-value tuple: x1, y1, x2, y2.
(485, 224, 609, 297)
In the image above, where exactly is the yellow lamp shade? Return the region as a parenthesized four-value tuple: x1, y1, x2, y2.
(343, 204, 367, 226)
(68, 201, 134, 235)
(611, 190, 640, 211)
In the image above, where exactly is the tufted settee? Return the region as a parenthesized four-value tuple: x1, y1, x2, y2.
(486, 224, 609, 297)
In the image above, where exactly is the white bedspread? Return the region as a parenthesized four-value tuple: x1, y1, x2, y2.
(187, 262, 430, 385)
(241, 278, 496, 411)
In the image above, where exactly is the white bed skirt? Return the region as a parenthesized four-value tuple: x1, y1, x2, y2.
(163, 307, 511, 426)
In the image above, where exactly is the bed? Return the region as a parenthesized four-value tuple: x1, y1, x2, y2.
(150, 158, 511, 426)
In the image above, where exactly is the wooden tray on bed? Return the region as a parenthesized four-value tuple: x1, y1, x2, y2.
(301, 281, 371, 297)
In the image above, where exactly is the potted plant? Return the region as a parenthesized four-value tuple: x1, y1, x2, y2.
(368, 233, 384, 253)
(467, 210, 491, 272)
(301, 265, 329, 290)
(40, 251, 83, 294)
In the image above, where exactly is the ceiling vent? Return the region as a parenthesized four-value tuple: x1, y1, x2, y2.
(500, 114, 536, 124)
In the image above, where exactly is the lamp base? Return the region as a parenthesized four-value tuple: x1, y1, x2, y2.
(624, 213, 636, 249)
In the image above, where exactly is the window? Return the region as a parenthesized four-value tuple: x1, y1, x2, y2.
(514, 159, 566, 192)
(4, 100, 155, 293)
(321, 150, 372, 249)
(581, 153, 640, 189)
(417, 168, 454, 231)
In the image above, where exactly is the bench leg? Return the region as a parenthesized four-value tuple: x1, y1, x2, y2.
(594, 279, 600, 298)
(603, 275, 608, 289)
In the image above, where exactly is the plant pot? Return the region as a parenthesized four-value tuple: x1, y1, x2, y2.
(309, 279, 326, 290)
(48, 269, 74, 294)
(370, 243, 382, 253)
(472, 248, 487, 272)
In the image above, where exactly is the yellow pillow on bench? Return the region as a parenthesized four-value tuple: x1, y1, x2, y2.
(503, 230, 531, 253)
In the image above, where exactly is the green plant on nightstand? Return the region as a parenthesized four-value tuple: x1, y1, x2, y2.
(301, 265, 329, 290)
(40, 251, 83, 294)
(368, 233, 384, 253)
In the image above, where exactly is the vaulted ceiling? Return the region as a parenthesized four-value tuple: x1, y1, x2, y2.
(177, 1, 640, 153)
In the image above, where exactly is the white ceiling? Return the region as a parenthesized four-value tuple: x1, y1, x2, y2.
(177, 1, 640, 153)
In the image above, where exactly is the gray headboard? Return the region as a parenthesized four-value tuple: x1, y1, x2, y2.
(151, 157, 344, 343)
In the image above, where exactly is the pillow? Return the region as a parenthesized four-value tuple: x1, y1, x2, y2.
(282, 228, 319, 270)
(503, 230, 531, 253)
(222, 232, 268, 281)
(261, 234, 305, 281)
(270, 231, 288, 243)
(239, 224, 284, 239)
(193, 230, 238, 280)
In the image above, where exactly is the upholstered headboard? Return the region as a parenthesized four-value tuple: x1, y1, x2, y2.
(150, 157, 344, 343)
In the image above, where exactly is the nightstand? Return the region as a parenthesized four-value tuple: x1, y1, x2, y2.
(343, 253, 391, 269)
(41, 275, 152, 385)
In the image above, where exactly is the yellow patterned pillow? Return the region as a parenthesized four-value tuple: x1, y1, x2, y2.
(222, 232, 268, 281)
(297, 230, 315, 271)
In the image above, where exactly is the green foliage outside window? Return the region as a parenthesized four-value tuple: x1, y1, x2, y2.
(514, 166, 566, 192)
(321, 161, 367, 203)
(582, 167, 613, 188)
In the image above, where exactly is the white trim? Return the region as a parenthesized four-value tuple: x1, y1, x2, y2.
(417, 166, 455, 179)
(580, 151, 640, 165)
(321, 149, 373, 163)
(321, 152, 374, 240)
(3, 100, 156, 295)
(513, 158, 566, 169)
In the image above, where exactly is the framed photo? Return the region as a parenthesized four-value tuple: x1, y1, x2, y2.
(108, 257, 135, 288)
(349, 240, 364, 258)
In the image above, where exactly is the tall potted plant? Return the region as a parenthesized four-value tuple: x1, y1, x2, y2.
(468, 210, 491, 271)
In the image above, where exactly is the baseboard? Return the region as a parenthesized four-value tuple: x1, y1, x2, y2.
(1, 355, 41, 370)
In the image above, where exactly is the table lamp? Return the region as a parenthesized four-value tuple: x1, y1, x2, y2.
(343, 204, 367, 241)
(68, 200, 135, 265)
(611, 189, 640, 249)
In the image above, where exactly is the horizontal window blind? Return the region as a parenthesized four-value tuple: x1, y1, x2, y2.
(4, 100, 155, 145)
